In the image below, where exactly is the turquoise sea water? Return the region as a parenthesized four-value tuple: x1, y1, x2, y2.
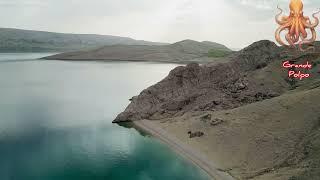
(0, 53, 211, 180)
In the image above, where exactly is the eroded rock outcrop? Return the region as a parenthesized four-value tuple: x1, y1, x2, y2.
(113, 40, 289, 123)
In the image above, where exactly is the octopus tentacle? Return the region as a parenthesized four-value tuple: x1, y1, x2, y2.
(289, 32, 299, 45)
(275, 22, 292, 46)
(292, 34, 299, 43)
(303, 16, 310, 23)
(299, 28, 316, 51)
(295, 19, 300, 38)
(289, 18, 296, 35)
(299, 19, 307, 38)
(276, 6, 289, 25)
(301, 18, 310, 30)
(285, 34, 296, 48)
(303, 9, 320, 28)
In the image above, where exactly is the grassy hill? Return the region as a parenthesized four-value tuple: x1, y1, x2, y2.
(0, 28, 166, 52)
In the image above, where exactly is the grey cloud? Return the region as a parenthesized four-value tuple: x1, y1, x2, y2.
(0, 0, 320, 49)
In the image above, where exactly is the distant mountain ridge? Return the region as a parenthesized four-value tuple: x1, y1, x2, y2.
(0, 28, 167, 52)
(43, 39, 232, 63)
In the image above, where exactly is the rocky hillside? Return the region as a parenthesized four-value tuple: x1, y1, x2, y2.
(114, 40, 320, 122)
(113, 40, 286, 122)
(43, 40, 232, 63)
(0, 28, 165, 52)
(113, 40, 320, 179)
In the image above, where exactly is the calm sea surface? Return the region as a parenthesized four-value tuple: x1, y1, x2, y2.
(0, 53, 210, 180)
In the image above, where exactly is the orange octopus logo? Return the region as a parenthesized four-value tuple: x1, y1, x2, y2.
(275, 0, 320, 51)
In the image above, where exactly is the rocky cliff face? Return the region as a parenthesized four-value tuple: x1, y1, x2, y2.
(113, 40, 292, 123)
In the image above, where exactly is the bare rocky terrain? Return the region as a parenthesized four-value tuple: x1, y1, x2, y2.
(113, 40, 320, 179)
(114, 40, 287, 122)
(43, 40, 231, 63)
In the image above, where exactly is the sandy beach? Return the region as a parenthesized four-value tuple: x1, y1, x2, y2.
(134, 120, 235, 180)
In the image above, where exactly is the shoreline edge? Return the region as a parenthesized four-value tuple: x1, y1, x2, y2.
(133, 120, 235, 180)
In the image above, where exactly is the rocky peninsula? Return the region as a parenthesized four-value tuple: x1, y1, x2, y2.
(114, 40, 320, 180)
(43, 40, 232, 63)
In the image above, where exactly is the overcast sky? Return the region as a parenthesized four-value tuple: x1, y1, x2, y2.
(1, 0, 320, 49)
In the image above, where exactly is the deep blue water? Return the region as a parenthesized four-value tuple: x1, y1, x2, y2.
(0, 53, 210, 180)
